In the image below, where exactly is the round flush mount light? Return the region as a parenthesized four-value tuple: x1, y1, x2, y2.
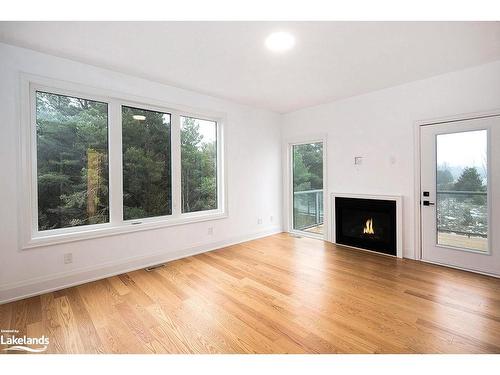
(265, 31, 295, 52)
(132, 115, 146, 121)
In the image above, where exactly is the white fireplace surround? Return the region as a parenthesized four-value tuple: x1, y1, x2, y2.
(330, 193, 403, 258)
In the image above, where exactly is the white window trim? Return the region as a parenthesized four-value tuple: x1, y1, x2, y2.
(19, 73, 227, 250)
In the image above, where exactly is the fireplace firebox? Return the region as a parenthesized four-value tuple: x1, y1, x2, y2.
(334, 197, 397, 256)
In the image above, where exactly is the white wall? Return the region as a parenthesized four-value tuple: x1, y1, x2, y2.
(282, 60, 500, 259)
(0, 43, 283, 303)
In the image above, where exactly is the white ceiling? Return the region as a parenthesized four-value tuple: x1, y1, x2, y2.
(1, 22, 500, 113)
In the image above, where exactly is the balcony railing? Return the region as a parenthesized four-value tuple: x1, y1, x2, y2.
(437, 190, 487, 196)
(436, 190, 487, 238)
(292, 189, 487, 238)
(293, 189, 323, 231)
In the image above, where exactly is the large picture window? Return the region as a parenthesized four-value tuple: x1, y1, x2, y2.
(122, 106, 172, 220)
(36, 91, 109, 231)
(25, 81, 224, 247)
(181, 116, 218, 213)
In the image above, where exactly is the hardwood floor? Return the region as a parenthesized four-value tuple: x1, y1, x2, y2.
(1, 233, 500, 354)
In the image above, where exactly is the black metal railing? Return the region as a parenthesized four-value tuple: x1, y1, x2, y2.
(436, 190, 487, 238)
(293, 189, 323, 231)
(437, 190, 487, 196)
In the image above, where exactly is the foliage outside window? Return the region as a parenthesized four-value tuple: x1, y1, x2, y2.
(122, 106, 172, 220)
(181, 116, 218, 213)
(31, 86, 223, 244)
(36, 91, 109, 231)
(292, 142, 324, 234)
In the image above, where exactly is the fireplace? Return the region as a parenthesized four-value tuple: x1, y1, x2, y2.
(334, 196, 398, 256)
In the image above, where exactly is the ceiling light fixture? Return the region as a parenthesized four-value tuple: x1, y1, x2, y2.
(133, 115, 146, 121)
(265, 31, 295, 52)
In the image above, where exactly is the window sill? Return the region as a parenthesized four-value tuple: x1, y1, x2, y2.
(22, 211, 228, 250)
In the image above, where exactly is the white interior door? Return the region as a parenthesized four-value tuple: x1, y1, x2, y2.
(420, 115, 500, 276)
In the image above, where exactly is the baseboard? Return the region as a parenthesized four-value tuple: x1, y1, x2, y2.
(0, 227, 283, 304)
(332, 242, 400, 259)
(419, 259, 500, 279)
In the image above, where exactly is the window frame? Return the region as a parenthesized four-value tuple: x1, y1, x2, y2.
(180, 115, 220, 216)
(20, 75, 227, 249)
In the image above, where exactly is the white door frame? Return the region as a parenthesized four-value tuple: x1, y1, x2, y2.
(413, 108, 500, 275)
(283, 134, 328, 240)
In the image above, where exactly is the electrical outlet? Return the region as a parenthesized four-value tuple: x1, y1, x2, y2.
(354, 156, 363, 165)
(270, 215, 274, 223)
(63, 253, 73, 264)
(257, 217, 263, 224)
(207, 227, 214, 235)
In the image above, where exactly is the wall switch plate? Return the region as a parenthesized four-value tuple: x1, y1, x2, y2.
(207, 227, 214, 235)
(354, 156, 363, 165)
(64, 253, 73, 264)
(257, 218, 263, 224)
(270, 215, 274, 223)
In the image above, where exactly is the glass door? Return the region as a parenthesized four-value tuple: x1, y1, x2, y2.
(291, 142, 324, 236)
(420, 115, 500, 275)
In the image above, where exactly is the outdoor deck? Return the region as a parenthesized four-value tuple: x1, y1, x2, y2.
(438, 232, 488, 252)
(303, 223, 324, 235)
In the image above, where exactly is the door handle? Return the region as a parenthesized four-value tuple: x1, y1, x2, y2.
(423, 200, 435, 206)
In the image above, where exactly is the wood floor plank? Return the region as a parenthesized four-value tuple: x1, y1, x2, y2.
(54, 296, 86, 354)
(1, 233, 500, 353)
(64, 288, 105, 354)
(39, 294, 67, 354)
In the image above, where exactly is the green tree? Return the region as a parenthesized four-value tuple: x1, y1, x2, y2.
(293, 143, 323, 192)
(36, 92, 108, 230)
(122, 107, 171, 220)
(454, 167, 485, 192)
(453, 166, 486, 205)
(181, 117, 217, 213)
(37, 93, 218, 229)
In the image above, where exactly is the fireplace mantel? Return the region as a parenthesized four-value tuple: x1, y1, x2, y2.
(330, 193, 403, 258)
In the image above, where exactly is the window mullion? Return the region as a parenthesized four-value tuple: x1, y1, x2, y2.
(171, 112, 182, 218)
(109, 100, 124, 226)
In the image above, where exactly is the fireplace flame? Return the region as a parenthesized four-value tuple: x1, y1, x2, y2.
(363, 218, 375, 234)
